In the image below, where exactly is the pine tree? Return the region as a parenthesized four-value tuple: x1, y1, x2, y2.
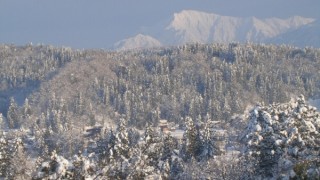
(170, 158, 183, 179)
(107, 129, 116, 157)
(33, 150, 73, 179)
(161, 134, 176, 162)
(7, 97, 20, 129)
(0, 113, 6, 129)
(0, 133, 19, 179)
(10, 138, 32, 179)
(107, 118, 131, 179)
(114, 118, 130, 159)
(0, 132, 9, 178)
(144, 123, 156, 145)
(75, 92, 84, 115)
(88, 103, 96, 126)
(141, 124, 162, 168)
(72, 152, 85, 180)
(242, 96, 320, 178)
(161, 159, 170, 179)
(202, 120, 220, 159)
(182, 117, 203, 161)
(22, 98, 32, 120)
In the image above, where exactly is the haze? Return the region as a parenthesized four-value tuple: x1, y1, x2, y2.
(0, 0, 319, 49)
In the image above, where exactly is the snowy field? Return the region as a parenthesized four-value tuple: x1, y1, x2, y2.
(308, 98, 320, 109)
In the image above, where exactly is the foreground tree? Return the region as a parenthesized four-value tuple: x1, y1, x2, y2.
(242, 95, 320, 179)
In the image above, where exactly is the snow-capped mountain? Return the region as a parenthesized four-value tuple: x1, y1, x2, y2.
(163, 10, 314, 44)
(113, 34, 162, 51)
(115, 10, 315, 50)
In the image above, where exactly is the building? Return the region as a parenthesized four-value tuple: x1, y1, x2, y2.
(158, 119, 169, 133)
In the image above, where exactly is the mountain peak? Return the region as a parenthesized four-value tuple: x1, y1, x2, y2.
(167, 10, 222, 43)
(114, 34, 162, 51)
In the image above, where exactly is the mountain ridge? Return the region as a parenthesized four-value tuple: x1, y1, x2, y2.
(269, 20, 320, 47)
(115, 10, 316, 50)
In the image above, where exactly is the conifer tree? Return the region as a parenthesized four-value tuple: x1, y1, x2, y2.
(107, 118, 131, 179)
(0, 132, 9, 178)
(10, 138, 32, 179)
(0, 113, 5, 129)
(22, 98, 32, 120)
(161, 133, 176, 162)
(7, 97, 20, 129)
(202, 120, 219, 159)
(183, 117, 203, 161)
(114, 118, 130, 159)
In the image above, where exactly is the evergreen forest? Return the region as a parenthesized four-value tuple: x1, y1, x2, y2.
(0, 43, 319, 179)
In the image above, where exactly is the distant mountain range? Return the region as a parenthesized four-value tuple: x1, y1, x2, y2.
(114, 10, 318, 50)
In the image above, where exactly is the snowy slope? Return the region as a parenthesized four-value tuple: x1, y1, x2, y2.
(114, 34, 162, 51)
(115, 10, 315, 49)
(269, 20, 320, 47)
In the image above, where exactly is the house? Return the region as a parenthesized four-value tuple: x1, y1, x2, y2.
(158, 119, 169, 133)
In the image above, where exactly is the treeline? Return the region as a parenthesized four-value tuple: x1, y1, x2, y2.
(1, 42, 320, 131)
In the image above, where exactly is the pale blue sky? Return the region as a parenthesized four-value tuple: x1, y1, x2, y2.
(0, 0, 319, 48)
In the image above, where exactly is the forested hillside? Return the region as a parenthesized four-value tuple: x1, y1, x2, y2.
(0, 43, 319, 179)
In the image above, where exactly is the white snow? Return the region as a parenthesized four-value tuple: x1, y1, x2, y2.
(114, 34, 162, 51)
(262, 111, 272, 125)
(243, 96, 320, 178)
(308, 98, 320, 110)
(254, 124, 262, 132)
(170, 129, 184, 140)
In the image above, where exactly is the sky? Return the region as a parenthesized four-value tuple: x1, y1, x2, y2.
(0, 0, 319, 49)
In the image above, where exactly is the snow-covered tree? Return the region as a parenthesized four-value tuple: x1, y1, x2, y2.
(22, 98, 32, 120)
(88, 103, 96, 126)
(10, 138, 33, 179)
(0, 132, 10, 178)
(0, 113, 6, 129)
(71, 152, 97, 179)
(105, 118, 131, 179)
(141, 124, 162, 168)
(181, 117, 203, 161)
(202, 120, 221, 159)
(75, 92, 84, 115)
(114, 118, 130, 159)
(7, 97, 20, 129)
(161, 133, 176, 162)
(170, 158, 183, 179)
(33, 150, 73, 179)
(0, 134, 24, 179)
(72, 152, 85, 179)
(242, 95, 320, 179)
